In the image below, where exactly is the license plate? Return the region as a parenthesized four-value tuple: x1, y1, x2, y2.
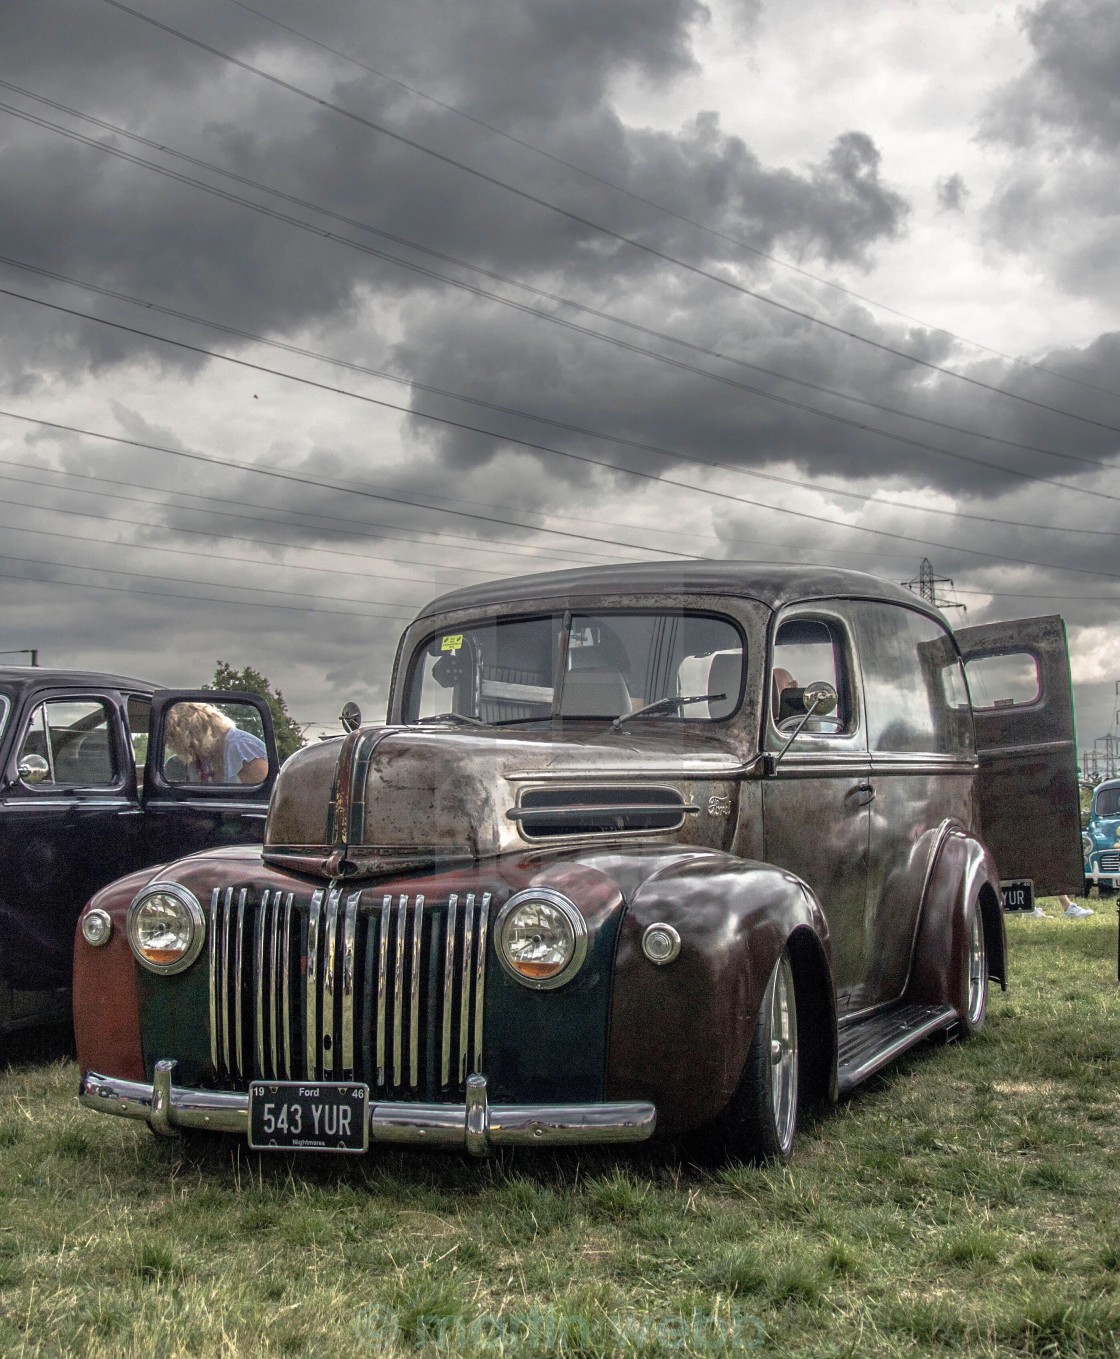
(1000, 879, 1034, 912)
(248, 1081, 369, 1152)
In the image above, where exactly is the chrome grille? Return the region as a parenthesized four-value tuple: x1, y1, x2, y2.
(208, 886, 491, 1096)
(1098, 852, 1120, 872)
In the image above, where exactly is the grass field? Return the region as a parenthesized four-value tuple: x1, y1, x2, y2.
(1, 900, 1119, 1358)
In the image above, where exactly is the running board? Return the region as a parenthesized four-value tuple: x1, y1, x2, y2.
(836, 1003, 957, 1095)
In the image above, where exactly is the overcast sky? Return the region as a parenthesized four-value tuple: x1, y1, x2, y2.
(1, 0, 1118, 752)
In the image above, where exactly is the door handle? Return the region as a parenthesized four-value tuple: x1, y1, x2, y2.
(851, 782, 876, 806)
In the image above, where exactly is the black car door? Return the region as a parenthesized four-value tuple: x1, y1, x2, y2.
(0, 687, 141, 992)
(140, 690, 279, 867)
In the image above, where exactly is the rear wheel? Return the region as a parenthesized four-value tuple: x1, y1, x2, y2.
(962, 902, 988, 1036)
(733, 949, 800, 1163)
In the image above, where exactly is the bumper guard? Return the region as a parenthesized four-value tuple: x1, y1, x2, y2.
(79, 1062, 657, 1156)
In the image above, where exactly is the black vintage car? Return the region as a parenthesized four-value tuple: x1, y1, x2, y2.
(0, 669, 279, 1036)
(73, 564, 1081, 1162)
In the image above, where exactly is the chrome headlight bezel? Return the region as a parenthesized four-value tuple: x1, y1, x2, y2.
(494, 888, 588, 990)
(126, 882, 205, 975)
(80, 907, 113, 947)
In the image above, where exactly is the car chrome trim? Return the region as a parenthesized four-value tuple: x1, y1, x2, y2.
(306, 889, 323, 1078)
(473, 894, 491, 1074)
(322, 887, 340, 1073)
(409, 894, 425, 1088)
(441, 893, 458, 1090)
(78, 1067, 657, 1152)
(342, 891, 359, 1074)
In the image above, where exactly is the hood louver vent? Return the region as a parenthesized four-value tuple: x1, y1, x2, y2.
(509, 786, 693, 839)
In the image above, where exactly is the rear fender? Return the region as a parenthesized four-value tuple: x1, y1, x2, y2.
(908, 824, 1006, 1016)
(603, 852, 836, 1136)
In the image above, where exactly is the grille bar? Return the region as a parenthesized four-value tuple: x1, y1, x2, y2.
(208, 886, 491, 1098)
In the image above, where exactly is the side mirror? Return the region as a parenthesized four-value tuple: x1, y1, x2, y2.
(18, 754, 50, 784)
(801, 681, 838, 716)
(340, 701, 362, 733)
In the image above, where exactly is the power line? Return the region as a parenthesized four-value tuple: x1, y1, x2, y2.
(6, 251, 1119, 538)
(219, 0, 1118, 407)
(6, 289, 1120, 583)
(97, 0, 1120, 437)
(5, 95, 1118, 483)
(0, 552, 416, 617)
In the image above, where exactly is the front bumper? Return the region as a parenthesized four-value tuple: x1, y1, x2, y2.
(79, 1062, 657, 1156)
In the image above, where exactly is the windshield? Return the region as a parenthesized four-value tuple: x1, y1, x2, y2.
(0, 690, 10, 743)
(404, 611, 744, 725)
(1095, 786, 1120, 818)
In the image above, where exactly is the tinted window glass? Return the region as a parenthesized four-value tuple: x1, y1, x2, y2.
(772, 617, 851, 734)
(853, 603, 974, 755)
(163, 700, 269, 786)
(965, 652, 1041, 710)
(20, 699, 116, 786)
(406, 612, 744, 723)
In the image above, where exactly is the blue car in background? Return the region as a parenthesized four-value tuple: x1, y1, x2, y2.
(1083, 777, 1120, 897)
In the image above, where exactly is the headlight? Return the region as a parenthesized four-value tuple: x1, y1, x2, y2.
(495, 888, 588, 990)
(126, 883, 205, 974)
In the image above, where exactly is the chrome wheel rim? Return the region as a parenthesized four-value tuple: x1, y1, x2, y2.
(966, 906, 987, 1027)
(769, 954, 799, 1155)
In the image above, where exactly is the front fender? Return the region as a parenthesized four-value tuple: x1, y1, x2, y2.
(599, 850, 835, 1136)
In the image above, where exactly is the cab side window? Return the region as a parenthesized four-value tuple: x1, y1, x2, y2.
(771, 617, 852, 734)
(126, 695, 151, 768)
(853, 603, 975, 755)
(19, 699, 117, 787)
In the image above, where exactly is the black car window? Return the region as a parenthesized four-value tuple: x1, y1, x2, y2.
(1095, 787, 1120, 818)
(852, 603, 975, 755)
(771, 617, 852, 734)
(20, 699, 117, 786)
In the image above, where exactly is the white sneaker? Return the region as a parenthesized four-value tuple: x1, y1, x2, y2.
(1027, 906, 1046, 918)
(1065, 903, 1094, 918)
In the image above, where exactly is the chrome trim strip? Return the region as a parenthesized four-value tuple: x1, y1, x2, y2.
(208, 888, 221, 1074)
(233, 888, 248, 1078)
(472, 893, 490, 1074)
(79, 1069, 657, 1150)
(342, 891, 359, 1075)
(220, 888, 233, 1075)
(322, 888, 341, 1077)
(376, 894, 390, 1087)
(306, 889, 323, 1080)
(392, 894, 407, 1088)
(268, 892, 281, 1080)
(459, 894, 475, 1086)
(254, 889, 269, 1079)
(441, 893, 457, 1090)
(280, 892, 293, 1079)
(409, 895, 425, 1089)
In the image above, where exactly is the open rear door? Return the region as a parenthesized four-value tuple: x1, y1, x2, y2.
(956, 615, 1082, 895)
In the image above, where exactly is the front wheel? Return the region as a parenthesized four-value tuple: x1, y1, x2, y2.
(733, 949, 800, 1163)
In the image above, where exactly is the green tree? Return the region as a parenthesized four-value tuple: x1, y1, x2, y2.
(205, 661, 304, 761)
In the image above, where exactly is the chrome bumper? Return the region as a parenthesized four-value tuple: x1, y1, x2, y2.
(79, 1062, 657, 1155)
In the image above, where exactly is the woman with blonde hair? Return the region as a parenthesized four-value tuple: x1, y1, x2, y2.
(164, 702, 268, 785)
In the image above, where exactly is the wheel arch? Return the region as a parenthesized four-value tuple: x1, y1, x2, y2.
(602, 850, 835, 1136)
(907, 823, 1005, 1019)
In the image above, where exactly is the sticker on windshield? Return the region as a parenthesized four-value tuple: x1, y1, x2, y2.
(440, 634, 464, 653)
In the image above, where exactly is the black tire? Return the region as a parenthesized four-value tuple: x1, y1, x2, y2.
(728, 949, 800, 1164)
(961, 901, 988, 1037)
(1098, 886, 1116, 899)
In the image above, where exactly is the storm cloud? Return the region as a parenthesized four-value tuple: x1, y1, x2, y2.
(0, 0, 1118, 748)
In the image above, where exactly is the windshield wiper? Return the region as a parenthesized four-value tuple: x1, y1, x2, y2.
(415, 712, 488, 727)
(611, 693, 725, 730)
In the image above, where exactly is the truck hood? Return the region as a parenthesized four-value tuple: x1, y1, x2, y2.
(263, 723, 751, 880)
